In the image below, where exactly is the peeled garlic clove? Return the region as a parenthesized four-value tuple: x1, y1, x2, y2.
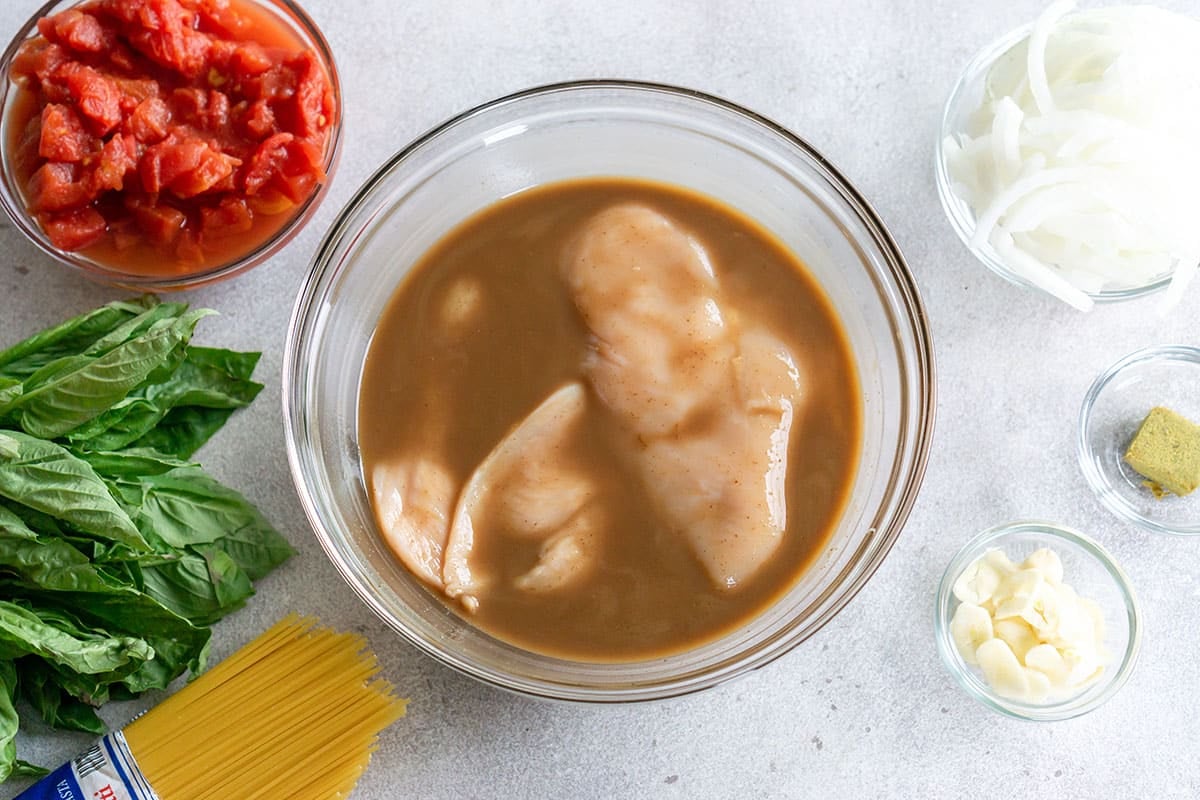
(1024, 666, 1052, 702)
(950, 602, 994, 664)
(976, 638, 1030, 700)
(993, 617, 1039, 662)
(995, 571, 1057, 632)
(1021, 547, 1064, 584)
(984, 548, 1019, 576)
(1047, 596, 1092, 648)
(1025, 643, 1070, 687)
(952, 559, 1003, 606)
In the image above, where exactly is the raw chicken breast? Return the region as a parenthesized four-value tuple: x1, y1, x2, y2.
(443, 382, 601, 611)
(514, 506, 604, 593)
(371, 458, 456, 589)
(562, 203, 805, 590)
(562, 203, 736, 437)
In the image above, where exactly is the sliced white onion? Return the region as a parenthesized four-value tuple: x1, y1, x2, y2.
(946, 2, 1200, 310)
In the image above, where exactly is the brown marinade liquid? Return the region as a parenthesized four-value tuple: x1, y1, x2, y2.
(358, 178, 861, 662)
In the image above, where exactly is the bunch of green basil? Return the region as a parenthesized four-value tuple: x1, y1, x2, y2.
(0, 296, 293, 782)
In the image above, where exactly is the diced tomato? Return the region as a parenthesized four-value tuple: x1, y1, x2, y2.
(38, 104, 94, 162)
(108, 42, 139, 73)
(241, 132, 287, 195)
(127, 97, 171, 143)
(205, 89, 230, 130)
(174, 229, 205, 264)
(200, 196, 253, 238)
(190, 0, 251, 39)
(244, 132, 321, 201)
(170, 87, 230, 130)
(114, 78, 159, 106)
(120, 0, 214, 78)
(141, 134, 238, 198)
(11, 112, 44, 180)
(10, 40, 69, 85)
(170, 87, 205, 121)
(90, 134, 139, 193)
(59, 64, 123, 136)
(283, 51, 331, 139)
(38, 8, 115, 54)
(170, 146, 238, 197)
(10, 0, 335, 273)
(39, 207, 107, 250)
(237, 98, 275, 140)
(275, 138, 322, 202)
(139, 134, 199, 193)
(27, 162, 89, 212)
(127, 197, 186, 244)
(230, 42, 272, 78)
(243, 63, 297, 103)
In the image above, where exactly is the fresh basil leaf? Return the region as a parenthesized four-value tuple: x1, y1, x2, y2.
(141, 547, 254, 627)
(0, 379, 19, 412)
(17, 662, 105, 734)
(0, 661, 22, 783)
(111, 466, 293, 578)
(77, 448, 194, 479)
(127, 406, 239, 459)
(0, 505, 114, 594)
(0, 297, 155, 380)
(0, 601, 153, 675)
(68, 346, 262, 452)
(12, 759, 48, 778)
(8, 309, 213, 439)
(185, 346, 261, 381)
(205, 516, 295, 582)
(0, 431, 147, 552)
(0, 499, 67, 539)
(34, 592, 209, 694)
(81, 301, 186, 358)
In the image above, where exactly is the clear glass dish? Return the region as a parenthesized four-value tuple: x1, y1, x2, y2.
(935, 521, 1141, 721)
(1078, 345, 1200, 536)
(283, 81, 936, 702)
(0, 0, 342, 291)
(934, 23, 1174, 305)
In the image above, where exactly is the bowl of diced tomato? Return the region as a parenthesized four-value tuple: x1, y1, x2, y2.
(0, 0, 341, 289)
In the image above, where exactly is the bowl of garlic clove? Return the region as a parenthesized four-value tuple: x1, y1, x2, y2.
(934, 520, 1141, 721)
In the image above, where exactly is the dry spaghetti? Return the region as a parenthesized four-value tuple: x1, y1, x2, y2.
(16, 616, 407, 800)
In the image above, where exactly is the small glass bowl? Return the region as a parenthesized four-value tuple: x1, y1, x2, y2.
(934, 23, 1174, 305)
(1078, 346, 1200, 536)
(934, 521, 1141, 721)
(0, 0, 342, 291)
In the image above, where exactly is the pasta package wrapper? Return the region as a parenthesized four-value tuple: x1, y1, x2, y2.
(16, 731, 156, 800)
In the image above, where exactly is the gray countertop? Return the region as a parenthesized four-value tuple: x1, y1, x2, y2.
(1, 1, 1197, 797)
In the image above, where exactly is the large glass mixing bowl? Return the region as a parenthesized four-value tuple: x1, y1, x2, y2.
(284, 81, 935, 701)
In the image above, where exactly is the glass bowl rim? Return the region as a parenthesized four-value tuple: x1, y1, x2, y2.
(0, 0, 344, 290)
(933, 21, 1174, 304)
(934, 519, 1142, 721)
(1077, 344, 1200, 537)
(283, 78, 938, 702)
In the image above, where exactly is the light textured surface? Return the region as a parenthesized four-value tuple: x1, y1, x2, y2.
(1, 1, 1198, 798)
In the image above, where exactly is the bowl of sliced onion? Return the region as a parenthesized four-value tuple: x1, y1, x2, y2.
(935, 1, 1200, 312)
